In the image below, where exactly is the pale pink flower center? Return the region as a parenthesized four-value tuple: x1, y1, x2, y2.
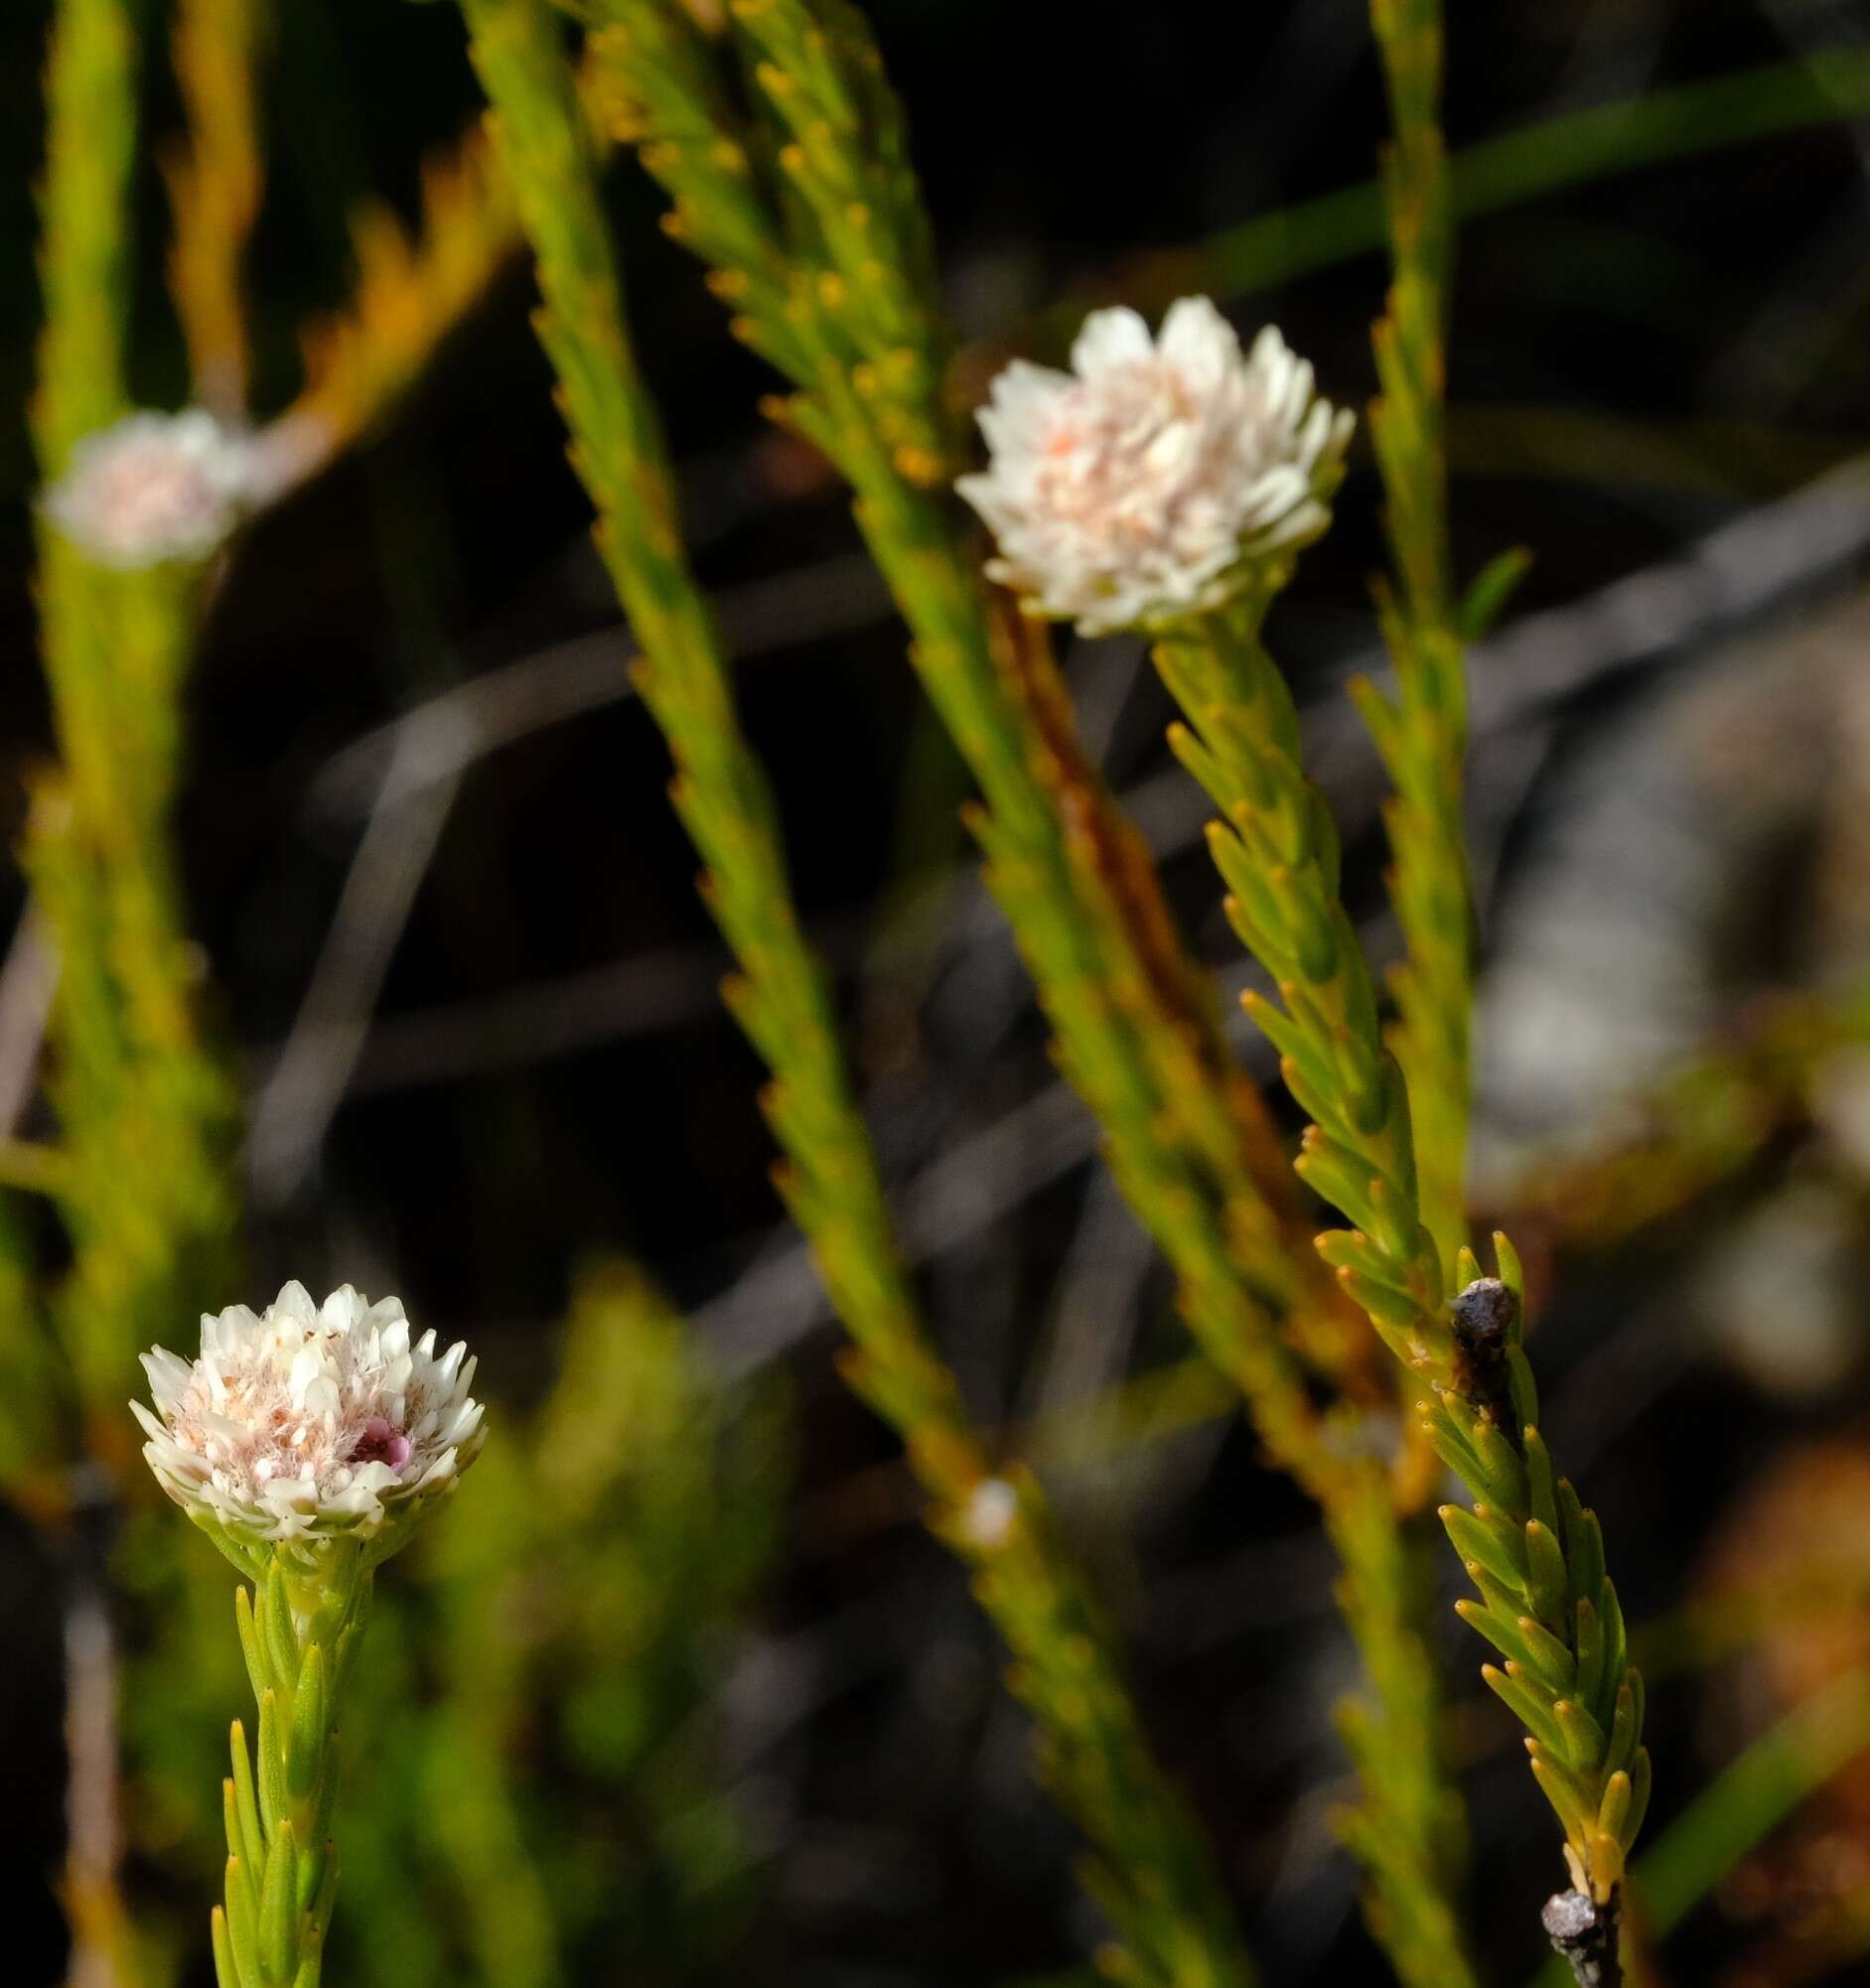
(1029, 359, 1243, 554)
(349, 1416, 413, 1471)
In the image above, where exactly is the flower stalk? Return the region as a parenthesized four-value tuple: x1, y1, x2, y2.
(213, 1543, 368, 1988)
(961, 293, 1475, 1987)
(1150, 582, 1649, 1967)
(951, 229, 1644, 1960)
(30, 0, 247, 1478)
(27, 9, 261, 1978)
(582, 0, 1368, 1397)
(1360, 0, 1525, 1274)
(136, 1283, 485, 1984)
(582, 8, 1479, 1978)
(451, 3, 1253, 1978)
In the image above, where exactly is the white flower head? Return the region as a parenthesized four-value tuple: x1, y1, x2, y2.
(957, 298, 1354, 636)
(135, 1283, 485, 1563)
(43, 408, 256, 569)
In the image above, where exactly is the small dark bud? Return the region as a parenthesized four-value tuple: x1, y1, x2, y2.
(1542, 1888, 1619, 1988)
(1452, 1276, 1516, 1343)
(1450, 1276, 1520, 1437)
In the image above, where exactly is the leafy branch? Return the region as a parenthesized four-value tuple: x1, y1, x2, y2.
(164, 0, 267, 418)
(30, 0, 243, 1478)
(212, 1548, 370, 1988)
(453, 3, 1254, 1977)
(571, 6, 1481, 1979)
(1154, 584, 1650, 1974)
(1360, 0, 1506, 1274)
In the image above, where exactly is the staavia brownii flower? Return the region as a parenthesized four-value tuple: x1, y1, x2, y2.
(42, 408, 256, 569)
(135, 1282, 484, 1559)
(957, 298, 1354, 636)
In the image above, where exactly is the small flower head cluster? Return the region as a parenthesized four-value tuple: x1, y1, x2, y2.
(958, 298, 1353, 636)
(43, 408, 257, 569)
(136, 1283, 484, 1563)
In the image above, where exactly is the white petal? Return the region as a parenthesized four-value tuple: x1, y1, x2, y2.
(273, 1281, 317, 1328)
(320, 1285, 364, 1336)
(1158, 296, 1237, 371)
(1070, 307, 1152, 377)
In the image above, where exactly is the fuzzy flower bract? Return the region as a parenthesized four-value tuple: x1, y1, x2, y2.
(43, 408, 255, 568)
(135, 1282, 484, 1558)
(957, 299, 1354, 636)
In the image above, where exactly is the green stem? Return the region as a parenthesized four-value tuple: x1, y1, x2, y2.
(30, 0, 241, 1453)
(33, 0, 136, 473)
(591, 2, 1476, 1965)
(215, 1544, 371, 1988)
(454, 4, 1253, 1979)
(1365, 0, 1474, 1280)
(1156, 594, 1649, 1924)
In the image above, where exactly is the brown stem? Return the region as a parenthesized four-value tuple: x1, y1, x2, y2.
(985, 594, 1384, 1398)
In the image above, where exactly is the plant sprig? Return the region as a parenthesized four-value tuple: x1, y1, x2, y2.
(453, 4, 1254, 1977)
(576, 8, 1480, 1978)
(1154, 585, 1650, 1959)
(213, 1547, 370, 1988)
(164, 0, 267, 418)
(26, 9, 254, 1981)
(1360, 0, 1492, 1278)
(583, 0, 1366, 1370)
(30, 0, 242, 1479)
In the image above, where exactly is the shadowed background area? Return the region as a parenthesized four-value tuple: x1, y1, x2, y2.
(3, 1, 1870, 1985)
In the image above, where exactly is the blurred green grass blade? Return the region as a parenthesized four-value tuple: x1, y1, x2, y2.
(1529, 1668, 1870, 1988)
(1637, 1669, 1870, 1941)
(1452, 50, 1870, 225)
(1187, 178, 1385, 300)
(1190, 50, 1870, 302)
